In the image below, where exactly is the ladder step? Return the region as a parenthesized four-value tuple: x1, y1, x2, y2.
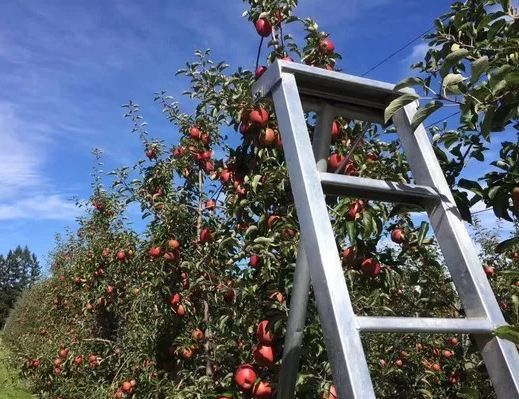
(356, 316, 493, 334)
(319, 173, 440, 205)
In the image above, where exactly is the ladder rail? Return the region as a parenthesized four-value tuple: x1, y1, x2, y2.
(277, 104, 337, 399)
(394, 103, 519, 398)
(271, 72, 376, 399)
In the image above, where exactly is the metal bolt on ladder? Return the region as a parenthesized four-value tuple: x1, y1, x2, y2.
(251, 59, 519, 399)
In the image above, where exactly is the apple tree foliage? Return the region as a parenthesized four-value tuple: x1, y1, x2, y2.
(3, 1, 519, 398)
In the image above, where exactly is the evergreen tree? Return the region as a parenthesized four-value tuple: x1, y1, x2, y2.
(0, 246, 40, 327)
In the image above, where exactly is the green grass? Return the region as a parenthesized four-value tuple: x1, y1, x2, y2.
(0, 333, 33, 399)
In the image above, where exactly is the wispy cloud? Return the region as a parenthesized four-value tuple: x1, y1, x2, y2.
(0, 194, 80, 221)
(402, 42, 429, 67)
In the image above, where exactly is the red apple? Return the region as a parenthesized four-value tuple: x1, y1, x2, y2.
(176, 304, 186, 317)
(267, 215, 281, 229)
(192, 328, 205, 342)
(320, 37, 335, 54)
(249, 254, 261, 268)
(169, 292, 182, 309)
(73, 355, 83, 365)
(484, 266, 495, 277)
(346, 200, 365, 221)
(145, 148, 156, 160)
(255, 65, 267, 79)
(149, 246, 161, 258)
(255, 18, 272, 37)
(321, 384, 338, 399)
(361, 258, 381, 277)
(163, 251, 179, 263)
(253, 380, 273, 399)
(205, 199, 216, 210)
(391, 229, 405, 244)
(249, 107, 269, 127)
(443, 350, 454, 359)
(167, 239, 180, 250)
(172, 146, 185, 158)
(116, 250, 126, 261)
(181, 346, 195, 360)
(220, 169, 232, 184)
(189, 126, 202, 139)
(256, 320, 275, 345)
(342, 246, 357, 267)
(234, 364, 257, 391)
(447, 337, 459, 347)
(199, 228, 213, 243)
(331, 120, 340, 141)
(253, 344, 276, 367)
(259, 128, 277, 147)
(122, 381, 132, 393)
(328, 153, 344, 171)
(366, 152, 379, 163)
(59, 348, 69, 358)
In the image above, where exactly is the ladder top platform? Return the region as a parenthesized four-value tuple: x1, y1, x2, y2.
(252, 60, 407, 123)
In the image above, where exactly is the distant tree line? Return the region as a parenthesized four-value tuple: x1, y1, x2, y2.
(0, 246, 40, 328)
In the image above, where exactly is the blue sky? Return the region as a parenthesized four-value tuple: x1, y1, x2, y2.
(0, 0, 510, 269)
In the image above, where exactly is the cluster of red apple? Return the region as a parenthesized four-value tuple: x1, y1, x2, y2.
(253, 13, 337, 72)
(238, 106, 282, 150)
(168, 291, 186, 317)
(114, 379, 137, 398)
(171, 125, 214, 175)
(231, 319, 276, 398)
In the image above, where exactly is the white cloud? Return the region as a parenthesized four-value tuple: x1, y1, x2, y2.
(0, 103, 49, 199)
(402, 42, 429, 67)
(0, 194, 80, 221)
(0, 102, 82, 221)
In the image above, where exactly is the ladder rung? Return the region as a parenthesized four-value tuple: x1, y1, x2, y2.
(356, 316, 493, 334)
(319, 173, 439, 205)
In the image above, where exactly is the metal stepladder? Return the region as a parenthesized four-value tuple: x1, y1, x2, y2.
(251, 60, 519, 399)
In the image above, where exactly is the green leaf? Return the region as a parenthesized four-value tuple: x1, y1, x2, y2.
(453, 189, 473, 223)
(393, 77, 424, 92)
(384, 94, 419, 124)
(471, 56, 489, 84)
(442, 73, 466, 96)
(417, 221, 430, 246)
(488, 185, 501, 200)
(251, 175, 262, 193)
(481, 106, 495, 139)
(494, 325, 519, 345)
(458, 179, 485, 198)
(411, 101, 443, 132)
(496, 236, 519, 253)
(493, 188, 513, 221)
(440, 48, 470, 77)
